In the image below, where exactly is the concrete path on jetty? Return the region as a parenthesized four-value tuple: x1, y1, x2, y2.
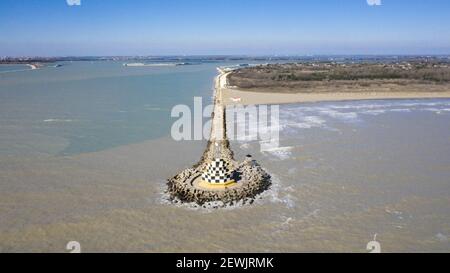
(210, 69, 229, 142)
(198, 69, 234, 165)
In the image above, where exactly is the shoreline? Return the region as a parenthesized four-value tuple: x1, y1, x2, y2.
(223, 89, 450, 106)
(221, 73, 450, 106)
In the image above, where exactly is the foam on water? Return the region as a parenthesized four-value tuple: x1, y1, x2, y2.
(227, 99, 450, 165)
(273, 99, 450, 138)
(287, 116, 326, 129)
(255, 174, 296, 209)
(319, 109, 360, 121)
(261, 146, 294, 161)
(43, 119, 75, 123)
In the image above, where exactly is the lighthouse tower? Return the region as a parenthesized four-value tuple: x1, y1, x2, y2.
(201, 158, 235, 186)
(200, 142, 236, 187)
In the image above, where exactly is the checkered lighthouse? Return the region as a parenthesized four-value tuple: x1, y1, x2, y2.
(201, 158, 235, 185)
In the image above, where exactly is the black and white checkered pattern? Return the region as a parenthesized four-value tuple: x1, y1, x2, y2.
(202, 158, 234, 184)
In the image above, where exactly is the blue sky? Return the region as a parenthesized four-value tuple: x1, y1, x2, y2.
(1, 0, 449, 56)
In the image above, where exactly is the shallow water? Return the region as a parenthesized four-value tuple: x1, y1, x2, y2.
(0, 63, 449, 252)
(229, 99, 450, 252)
(0, 61, 220, 155)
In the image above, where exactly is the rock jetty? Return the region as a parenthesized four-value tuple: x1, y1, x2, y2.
(166, 69, 271, 207)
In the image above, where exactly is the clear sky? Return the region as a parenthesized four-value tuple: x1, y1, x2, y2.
(1, 0, 449, 56)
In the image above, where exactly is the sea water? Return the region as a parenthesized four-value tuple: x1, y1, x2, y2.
(229, 99, 450, 252)
(0, 62, 449, 252)
(0, 61, 219, 155)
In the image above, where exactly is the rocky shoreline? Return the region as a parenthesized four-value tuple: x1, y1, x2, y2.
(166, 156, 271, 207)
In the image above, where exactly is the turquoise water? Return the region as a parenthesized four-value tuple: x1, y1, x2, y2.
(0, 61, 225, 155)
(0, 64, 33, 73)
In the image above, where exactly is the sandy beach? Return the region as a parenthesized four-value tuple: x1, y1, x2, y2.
(220, 68, 450, 105)
(223, 88, 450, 105)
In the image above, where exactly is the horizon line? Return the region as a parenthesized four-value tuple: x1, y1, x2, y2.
(2, 53, 450, 58)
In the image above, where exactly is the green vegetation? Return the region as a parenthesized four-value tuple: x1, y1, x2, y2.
(228, 61, 450, 90)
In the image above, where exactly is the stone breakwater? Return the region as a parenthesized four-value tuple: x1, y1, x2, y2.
(166, 70, 271, 207)
(167, 157, 271, 207)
